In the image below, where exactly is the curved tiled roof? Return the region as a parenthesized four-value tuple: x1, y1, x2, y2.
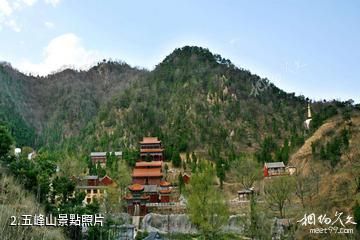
(140, 148, 164, 153)
(140, 137, 161, 144)
(132, 168, 163, 177)
(160, 181, 171, 187)
(264, 162, 285, 168)
(124, 194, 150, 200)
(136, 161, 163, 167)
(159, 189, 172, 194)
(128, 183, 144, 191)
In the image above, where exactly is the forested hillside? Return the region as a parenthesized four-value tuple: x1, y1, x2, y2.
(73, 47, 309, 154)
(0, 63, 37, 146)
(1, 46, 356, 159)
(0, 61, 146, 148)
(1, 46, 357, 164)
(73, 47, 355, 161)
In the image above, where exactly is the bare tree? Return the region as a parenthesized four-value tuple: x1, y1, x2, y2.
(295, 174, 307, 209)
(264, 176, 295, 218)
(294, 169, 316, 208)
(344, 147, 360, 194)
(309, 167, 321, 196)
(234, 157, 262, 189)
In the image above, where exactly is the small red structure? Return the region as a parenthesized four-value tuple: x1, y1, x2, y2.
(182, 173, 191, 184)
(125, 184, 149, 216)
(264, 162, 286, 177)
(75, 175, 114, 205)
(84, 176, 99, 186)
(144, 185, 159, 203)
(159, 181, 171, 203)
(99, 175, 113, 186)
(90, 152, 122, 166)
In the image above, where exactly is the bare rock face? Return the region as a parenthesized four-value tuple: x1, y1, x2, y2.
(140, 213, 246, 235)
(141, 213, 198, 234)
(221, 215, 246, 234)
(110, 212, 132, 224)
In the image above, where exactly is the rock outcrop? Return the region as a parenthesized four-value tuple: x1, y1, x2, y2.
(141, 213, 246, 234)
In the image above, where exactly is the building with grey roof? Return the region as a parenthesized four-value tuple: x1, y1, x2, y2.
(264, 162, 286, 177)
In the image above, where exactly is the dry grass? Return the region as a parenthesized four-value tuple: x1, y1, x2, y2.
(287, 115, 360, 238)
(289, 117, 341, 175)
(0, 171, 67, 240)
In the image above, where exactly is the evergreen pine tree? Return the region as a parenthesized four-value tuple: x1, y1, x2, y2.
(172, 150, 182, 168)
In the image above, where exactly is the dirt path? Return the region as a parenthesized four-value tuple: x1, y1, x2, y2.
(289, 119, 340, 175)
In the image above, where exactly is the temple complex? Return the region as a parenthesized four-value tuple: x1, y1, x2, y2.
(125, 137, 172, 215)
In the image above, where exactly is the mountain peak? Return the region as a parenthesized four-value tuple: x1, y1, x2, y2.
(160, 46, 234, 68)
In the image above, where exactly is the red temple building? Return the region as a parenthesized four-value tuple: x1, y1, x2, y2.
(75, 175, 115, 204)
(125, 184, 149, 216)
(132, 161, 163, 185)
(90, 151, 122, 167)
(263, 162, 286, 177)
(159, 181, 171, 203)
(144, 185, 159, 203)
(140, 137, 164, 161)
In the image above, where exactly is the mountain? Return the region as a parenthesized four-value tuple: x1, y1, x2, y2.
(0, 46, 356, 155)
(0, 63, 37, 146)
(74, 47, 358, 157)
(0, 61, 147, 148)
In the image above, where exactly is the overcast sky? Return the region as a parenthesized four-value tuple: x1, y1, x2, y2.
(0, 0, 359, 103)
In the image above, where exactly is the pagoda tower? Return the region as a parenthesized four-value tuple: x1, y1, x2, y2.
(139, 137, 164, 161)
(304, 103, 312, 130)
